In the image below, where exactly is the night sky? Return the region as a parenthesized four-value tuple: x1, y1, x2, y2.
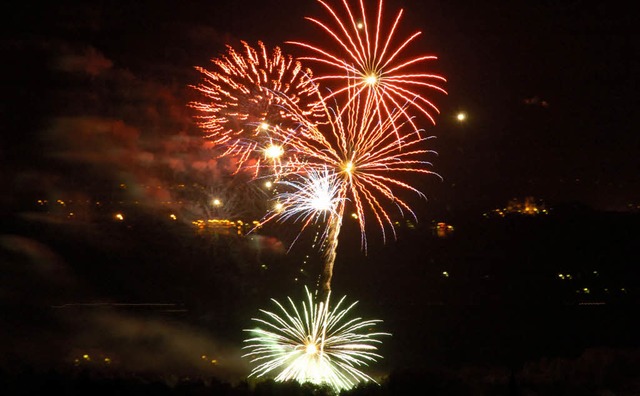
(2, 0, 639, 387)
(4, 0, 639, 213)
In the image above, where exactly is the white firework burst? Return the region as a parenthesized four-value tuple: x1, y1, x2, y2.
(242, 286, 391, 392)
(256, 167, 347, 251)
(272, 167, 346, 223)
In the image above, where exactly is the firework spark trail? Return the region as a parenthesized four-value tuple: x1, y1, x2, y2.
(286, 0, 447, 138)
(243, 286, 390, 392)
(190, 40, 325, 175)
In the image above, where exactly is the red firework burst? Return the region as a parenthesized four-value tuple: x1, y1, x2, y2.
(287, 0, 447, 135)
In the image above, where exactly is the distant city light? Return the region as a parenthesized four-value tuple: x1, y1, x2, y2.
(115, 213, 124, 221)
(456, 112, 467, 122)
(213, 199, 222, 207)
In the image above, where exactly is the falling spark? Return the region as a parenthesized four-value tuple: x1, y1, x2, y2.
(243, 286, 390, 392)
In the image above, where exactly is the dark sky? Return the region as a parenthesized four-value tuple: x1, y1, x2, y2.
(3, 0, 639, 215)
(1, 0, 639, 382)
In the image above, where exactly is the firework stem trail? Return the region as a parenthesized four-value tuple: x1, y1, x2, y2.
(320, 200, 345, 295)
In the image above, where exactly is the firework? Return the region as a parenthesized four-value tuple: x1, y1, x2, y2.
(189, 40, 324, 174)
(243, 286, 390, 392)
(265, 83, 439, 291)
(287, 0, 447, 136)
(261, 167, 345, 243)
(255, 167, 347, 291)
